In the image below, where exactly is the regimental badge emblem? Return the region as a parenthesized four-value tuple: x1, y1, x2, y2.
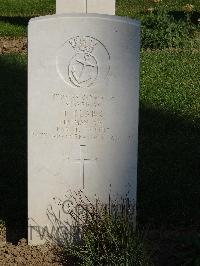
(56, 36, 110, 88)
(68, 52, 98, 87)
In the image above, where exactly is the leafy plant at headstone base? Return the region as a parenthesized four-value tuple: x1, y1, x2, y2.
(47, 190, 152, 266)
(174, 232, 200, 266)
(141, 7, 198, 50)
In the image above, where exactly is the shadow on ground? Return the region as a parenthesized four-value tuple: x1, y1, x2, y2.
(137, 105, 200, 229)
(0, 16, 32, 27)
(169, 11, 200, 25)
(0, 54, 199, 244)
(0, 54, 27, 244)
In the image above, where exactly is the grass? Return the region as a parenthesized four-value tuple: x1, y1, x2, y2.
(138, 50, 200, 228)
(141, 9, 200, 49)
(0, 0, 55, 16)
(141, 50, 200, 123)
(0, 21, 27, 37)
(0, 50, 199, 231)
(117, 0, 200, 16)
(0, 0, 199, 18)
(0, 0, 54, 36)
(0, 0, 200, 264)
(0, 0, 200, 40)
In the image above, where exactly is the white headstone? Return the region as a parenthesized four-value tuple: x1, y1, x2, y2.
(56, 0, 115, 15)
(56, 0, 86, 14)
(28, 12, 140, 245)
(87, 0, 115, 15)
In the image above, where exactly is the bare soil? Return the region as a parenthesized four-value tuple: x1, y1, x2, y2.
(0, 227, 63, 265)
(0, 37, 27, 54)
(1, 225, 199, 265)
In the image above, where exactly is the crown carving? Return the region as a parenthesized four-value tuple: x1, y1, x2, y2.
(69, 36, 98, 54)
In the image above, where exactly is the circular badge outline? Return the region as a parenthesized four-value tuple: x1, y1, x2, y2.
(56, 35, 111, 88)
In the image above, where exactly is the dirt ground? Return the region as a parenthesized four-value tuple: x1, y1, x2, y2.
(1, 225, 196, 266)
(0, 227, 64, 265)
(0, 37, 27, 54)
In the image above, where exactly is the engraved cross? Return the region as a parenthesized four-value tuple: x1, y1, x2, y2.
(73, 145, 95, 189)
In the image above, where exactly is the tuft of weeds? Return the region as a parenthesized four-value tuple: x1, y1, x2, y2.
(48, 190, 152, 266)
(141, 8, 199, 49)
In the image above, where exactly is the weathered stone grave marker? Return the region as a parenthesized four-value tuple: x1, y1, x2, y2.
(28, 0, 140, 245)
(56, 0, 115, 15)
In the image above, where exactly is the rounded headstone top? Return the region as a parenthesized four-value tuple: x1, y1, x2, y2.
(29, 14, 141, 28)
